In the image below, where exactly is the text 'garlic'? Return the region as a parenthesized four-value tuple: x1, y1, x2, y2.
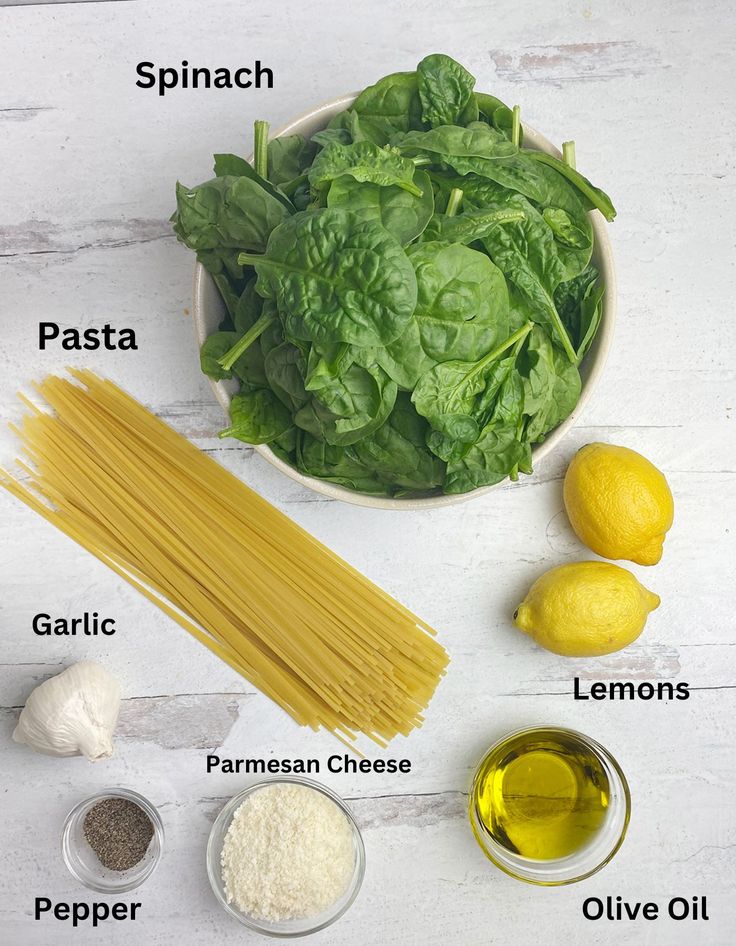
(13, 661, 121, 761)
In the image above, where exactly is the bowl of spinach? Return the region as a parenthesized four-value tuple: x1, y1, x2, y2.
(175, 54, 616, 508)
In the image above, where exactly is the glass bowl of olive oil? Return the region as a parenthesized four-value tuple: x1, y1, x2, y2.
(469, 727, 630, 885)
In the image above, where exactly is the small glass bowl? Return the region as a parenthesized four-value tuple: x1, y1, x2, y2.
(469, 726, 630, 885)
(207, 776, 365, 938)
(61, 788, 164, 892)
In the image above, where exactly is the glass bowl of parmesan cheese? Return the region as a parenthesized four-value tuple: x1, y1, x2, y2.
(206, 777, 366, 937)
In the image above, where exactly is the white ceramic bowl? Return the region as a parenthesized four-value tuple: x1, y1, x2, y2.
(193, 94, 616, 509)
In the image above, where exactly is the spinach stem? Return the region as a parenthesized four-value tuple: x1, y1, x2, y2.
(511, 105, 521, 147)
(411, 155, 432, 167)
(217, 311, 274, 371)
(400, 180, 424, 198)
(562, 140, 576, 169)
(448, 321, 533, 414)
(469, 321, 533, 381)
(546, 299, 577, 363)
(254, 120, 269, 179)
(480, 331, 529, 432)
(445, 187, 464, 217)
(511, 333, 528, 359)
(509, 416, 526, 481)
(238, 252, 263, 266)
(528, 151, 615, 221)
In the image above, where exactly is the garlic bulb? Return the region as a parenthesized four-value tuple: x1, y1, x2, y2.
(13, 661, 121, 761)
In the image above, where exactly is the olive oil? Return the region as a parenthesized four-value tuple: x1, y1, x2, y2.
(471, 728, 611, 861)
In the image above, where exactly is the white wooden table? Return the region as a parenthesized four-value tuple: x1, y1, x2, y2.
(1, 2, 734, 943)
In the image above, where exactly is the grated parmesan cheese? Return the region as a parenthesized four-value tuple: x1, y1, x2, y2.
(220, 783, 356, 922)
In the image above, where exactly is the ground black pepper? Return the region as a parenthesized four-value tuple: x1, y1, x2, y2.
(83, 797, 154, 871)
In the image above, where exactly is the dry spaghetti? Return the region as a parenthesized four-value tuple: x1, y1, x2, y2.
(1, 371, 447, 745)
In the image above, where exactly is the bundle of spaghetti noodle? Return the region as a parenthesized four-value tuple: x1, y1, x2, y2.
(1, 371, 448, 745)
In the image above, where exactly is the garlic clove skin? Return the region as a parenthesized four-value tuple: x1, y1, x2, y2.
(74, 721, 116, 761)
(12, 661, 121, 761)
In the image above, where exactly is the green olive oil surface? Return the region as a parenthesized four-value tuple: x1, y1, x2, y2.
(471, 729, 610, 861)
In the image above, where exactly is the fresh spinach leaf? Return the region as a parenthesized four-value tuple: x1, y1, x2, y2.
(267, 135, 317, 186)
(193, 250, 245, 320)
(358, 318, 435, 391)
(526, 150, 616, 221)
(350, 394, 445, 491)
(542, 207, 590, 248)
(195, 246, 247, 288)
(395, 123, 518, 161)
(437, 165, 592, 282)
(239, 209, 418, 348)
(476, 91, 522, 143)
(232, 278, 263, 334)
(311, 127, 352, 148)
(424, 352, 520, 465)
(173, 176, 289, 252)
(444, 421, 526, 493)
(201, 327, 268, 389)
(309, 140, 423, 196)
(444, 360, 528, 492)
(269, 426, 298, 463)
(304, 342, 353, 392)
(264, 341, 309, 411)
(412, 322, 532, 442)
(425, 428, 471, 463)
(230, 337, 267, 389)
(575, 280, 604, 363)
(520, 164, 593, 280)
(479, 195, 577, 361)
(554, 264, 605, 363)
(421, 205, 526, 244)
(407, 242, 511, 362)
(298, 436, 390, 494)
(288, 178, 312, 211)
(212, 153, 251, 177)
(200, 331, 238, 381)
(219, 389, 292, 444)
(410, 139, 597, 263)
(315, 109, 379, 147)
(297, 362, 397, 447)
(326, 170, 434, 245)
(475, 92, 509, 120)
(417, 53, 476, 127)
(213, 153, 295, 212)
(352, 71, 424, 142)
(519, 326, 581, 441)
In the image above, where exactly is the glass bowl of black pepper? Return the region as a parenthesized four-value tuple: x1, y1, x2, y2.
(61, 788, 164, 892)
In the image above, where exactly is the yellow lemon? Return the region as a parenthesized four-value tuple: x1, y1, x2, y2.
(563, 443, 674, 565)
(513, 561, 660, 657)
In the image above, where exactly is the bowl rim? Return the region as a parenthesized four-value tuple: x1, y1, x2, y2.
(192, 92, 617, 509)
(206, 776, 366, 937)
(468, 725, 631, 885)
(61, 787, 164, 893)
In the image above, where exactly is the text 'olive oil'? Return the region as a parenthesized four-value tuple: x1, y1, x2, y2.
(471, 728, 611, 861)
